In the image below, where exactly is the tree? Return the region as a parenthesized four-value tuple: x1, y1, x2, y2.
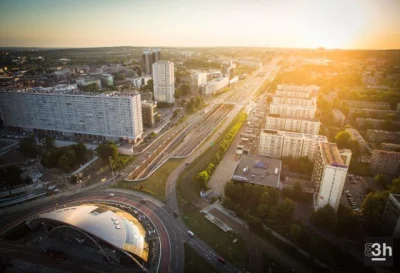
(19, 136, 37, 158)
(72, 142, 87, 164)
(388, 178, 400, 194)
(311, 204, 337, 232)
(2, 166, 23, 189)
(44, 136, 55, 148)
(58, 149, 76, 171)
(275, 197, 296, 221)
(266, 96, 272, 103)
(292, 181, 303, 199)
(97, 142, 118, 160)
(336, 205, 362, 238)
(334, 131, 351, 148)
(361, 190, 389, 233)
(206, 163, 215, 175)
(196, 171, 209, 188)
(289, 224, 303, 242)
(374, 174, 390, 186)
(180, 83, 190, 97)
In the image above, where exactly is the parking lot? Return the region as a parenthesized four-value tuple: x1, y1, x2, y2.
(340, 174, 381, 214)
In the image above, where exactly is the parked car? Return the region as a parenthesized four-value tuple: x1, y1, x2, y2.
(148, 229, 157, 236)
(138, 215, 146, 221)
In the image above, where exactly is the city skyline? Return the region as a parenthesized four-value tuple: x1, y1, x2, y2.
(0, 0, 400, 50)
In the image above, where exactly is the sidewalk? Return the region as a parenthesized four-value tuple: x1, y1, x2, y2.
(207, 120, 247, 195)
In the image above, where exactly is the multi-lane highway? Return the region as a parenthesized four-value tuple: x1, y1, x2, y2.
(1, 59, 282, 273)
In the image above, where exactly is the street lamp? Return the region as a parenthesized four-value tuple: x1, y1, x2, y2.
(109, 156, 116, 187)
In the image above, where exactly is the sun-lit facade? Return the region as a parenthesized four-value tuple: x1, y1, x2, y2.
(39, 203, 149, 262)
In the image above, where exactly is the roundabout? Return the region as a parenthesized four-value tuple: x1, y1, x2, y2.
(0, 191, 184, 273)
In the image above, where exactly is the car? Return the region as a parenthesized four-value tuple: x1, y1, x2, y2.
(185, 162, 190, 165)
(187, 231, 194, 238)
(173, 211, 178, 218)
(148, 229, 157, 236)
(138, 215, 146, 221)
(217, 256, 226, 264)
(132, 210, 138, 215)
(108, 193, 115, 197)
(140, 199, 147, 204)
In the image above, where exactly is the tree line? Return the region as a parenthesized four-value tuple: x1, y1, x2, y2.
(195, 112, 247, 188)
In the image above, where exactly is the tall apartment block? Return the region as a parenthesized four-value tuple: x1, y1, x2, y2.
(269, 104, 316, 119)
(152, 61, 175, 104)
(265, 114, 320, 135)
(142, 49, 161, 75)
(0, 89, 143, 142)
(312, 142, 348, 212)
(258, 129, 327, 160)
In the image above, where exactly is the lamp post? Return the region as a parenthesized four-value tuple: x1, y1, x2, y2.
(109, 156, 116, 187)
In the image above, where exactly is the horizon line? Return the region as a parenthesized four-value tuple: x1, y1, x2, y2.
(1, 45, 400, 51)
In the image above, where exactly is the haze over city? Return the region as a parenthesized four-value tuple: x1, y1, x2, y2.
(1, 0, 400, 49)
(1, 1, 400, 273)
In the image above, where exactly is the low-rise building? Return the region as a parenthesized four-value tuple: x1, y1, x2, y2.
(190, 72, 208, 94)
(265, 114, 320, 135)
(366, 130, 400, 144)
(381, 143, 400, 152)
(343, 100, 390, 110)
(258, 129, 327, 160)
(381, 194, 400, 239)
(370, 150, 400, 175)
(201, 77, 229, 96)
(356, 118, 400, 130)
(346, 128, 371, 153)
(332, 109, 346, 126)
(312, 142, 348, 212)
(269, 104, 316, 119)
(348, 108, 400, 119)
(339, 149, 352, 167)
(232, 155, 282, 188)
(141, 101, 157, 127)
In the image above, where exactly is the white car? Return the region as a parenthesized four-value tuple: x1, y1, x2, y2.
(108, 193, 115, 197)
(148, 229, 157, 236)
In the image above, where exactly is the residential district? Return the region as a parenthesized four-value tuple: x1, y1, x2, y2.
(0, 47, 399, 273)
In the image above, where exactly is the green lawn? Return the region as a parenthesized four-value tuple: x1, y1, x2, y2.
(348, 160, 373, 176)
(184, 243, 218, 273)
(117, 158, 183, 201)
(182, 210, 249, 269)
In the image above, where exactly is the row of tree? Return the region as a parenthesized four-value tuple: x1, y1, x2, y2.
(195, 112, 247, 188)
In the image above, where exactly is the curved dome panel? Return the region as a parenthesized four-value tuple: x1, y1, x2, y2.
(39, 203, 149, 261)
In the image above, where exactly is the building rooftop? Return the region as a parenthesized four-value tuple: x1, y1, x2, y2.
(266, 114, 319, 122)
(232, 155, 281, 188)
(319, 142, 346, 167)
(270, 103, 316, 109)
(39, 203, 149, 261)
(372, 149, 400, 159)
(0, 87, 140, 98)
(261, 129, 327, 141)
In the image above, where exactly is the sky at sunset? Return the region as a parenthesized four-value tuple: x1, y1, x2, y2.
(0, 0, 399, 49)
